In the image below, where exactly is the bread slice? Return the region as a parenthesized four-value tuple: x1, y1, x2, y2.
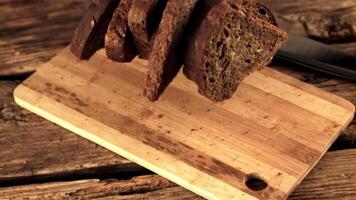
(143, 0, 200, 101)
(183, 0, 287, 102)
(128, 0, 167, 59)
(70, 0, 119, 60)
(242, 0, 279, 68)
(242, 0, 277, 26)
(105, 0, 137, 62)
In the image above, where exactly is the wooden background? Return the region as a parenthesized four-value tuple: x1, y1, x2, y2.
(0, 0, 356, 199)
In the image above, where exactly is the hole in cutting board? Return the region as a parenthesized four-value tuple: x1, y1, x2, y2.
(245, 174, 268, 191)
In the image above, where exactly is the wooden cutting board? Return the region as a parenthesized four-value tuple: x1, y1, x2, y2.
(14, 48, 354, 200)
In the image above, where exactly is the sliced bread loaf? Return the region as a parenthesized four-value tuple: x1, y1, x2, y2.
(143, 0, 200, 101)
(128, 0, 167, 59)
(105, 0, 137, 62)
(183, 0, 287, 101)
(70, 0, 119, 60)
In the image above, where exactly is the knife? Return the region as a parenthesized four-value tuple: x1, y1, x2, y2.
(275, 33, 356, 81)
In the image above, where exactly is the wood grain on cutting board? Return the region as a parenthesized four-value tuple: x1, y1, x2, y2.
(14, 48, 354, 200)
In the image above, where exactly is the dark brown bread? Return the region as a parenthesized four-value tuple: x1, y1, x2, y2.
(128, 0, 167, 59)
(242, 0, 279, 67)
(143, 0, 200, 101)
(105, 0, 137, 62)
(183, 0, 287, 102)
(70, 0, 119, 60)
(242, 0, 277, 26)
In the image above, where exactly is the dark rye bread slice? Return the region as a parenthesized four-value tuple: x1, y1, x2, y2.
(242, 0, 279, 67)
(183, 0, 287, 102)
(242, 0, 277, 26)
(128, 0, 167, 59)
(70, 0, 119, 60)
(143, 0, 200, 101)
(105, 0, 137, 62)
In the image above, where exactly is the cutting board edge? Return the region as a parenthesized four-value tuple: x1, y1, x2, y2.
(259, 67, 356, 115)
(287, 107, 354, 198)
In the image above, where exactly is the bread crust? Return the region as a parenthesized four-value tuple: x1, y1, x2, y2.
(143, 0, 200, 101)
(128, 0, 166, 59)
(70, 0, 119, 60)
(105, 0, 137, 62)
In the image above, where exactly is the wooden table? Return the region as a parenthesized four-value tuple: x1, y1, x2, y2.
(1, 0, 356, 199)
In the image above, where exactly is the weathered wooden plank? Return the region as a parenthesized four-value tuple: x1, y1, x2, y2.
(0, 81, 144, 182)
(0, 150, 355, 200)
(265, 0, 356, 43)
(333, 42, 356, 55)
(289, 149, 356, 200)
(0, 175, 194, 200)
(0, 0, 90, 76)
(342, 118, 356, 144)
